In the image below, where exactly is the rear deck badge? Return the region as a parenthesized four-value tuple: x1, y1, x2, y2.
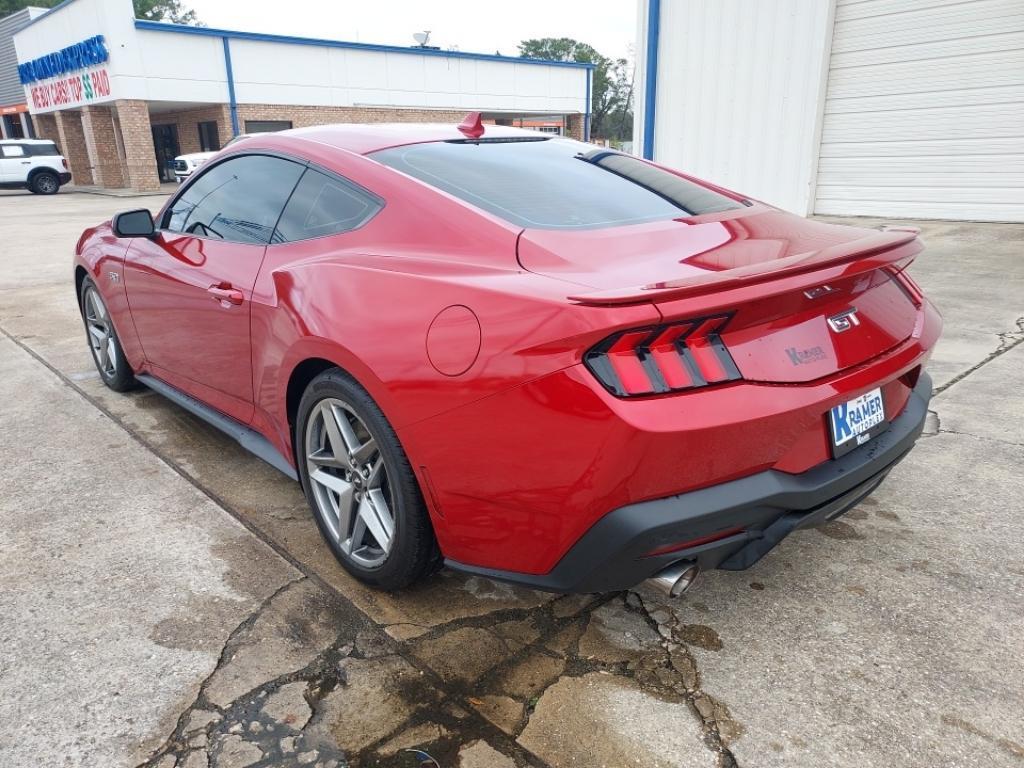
(827, 308, 859, 333)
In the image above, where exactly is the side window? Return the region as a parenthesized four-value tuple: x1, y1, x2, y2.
(164, 155, 304, 245)
(2, 145, 26, 158)
(274, 169, 382, 243)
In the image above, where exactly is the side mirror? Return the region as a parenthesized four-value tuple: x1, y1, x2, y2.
(112, 209, 156, 239)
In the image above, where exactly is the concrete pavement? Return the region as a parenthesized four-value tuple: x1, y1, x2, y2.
(0, 188, 1021, 767)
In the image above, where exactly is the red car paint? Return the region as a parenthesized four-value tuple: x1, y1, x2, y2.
(74, 124, 940, 580)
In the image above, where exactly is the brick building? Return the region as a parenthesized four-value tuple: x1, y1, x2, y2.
(12, 0, 592, 191)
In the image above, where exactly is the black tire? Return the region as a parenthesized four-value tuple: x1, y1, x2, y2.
(79, 277, 137, 392)
(30, 170, 60, 195)
(296, 368, 439, 590)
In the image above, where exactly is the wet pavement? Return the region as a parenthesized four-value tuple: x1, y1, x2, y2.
(1, 189, 1022, 767)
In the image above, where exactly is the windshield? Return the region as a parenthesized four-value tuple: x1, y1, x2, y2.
(371, 138, 744, 230)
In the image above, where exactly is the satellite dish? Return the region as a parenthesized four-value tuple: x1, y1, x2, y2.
(413, 31, 431, 47)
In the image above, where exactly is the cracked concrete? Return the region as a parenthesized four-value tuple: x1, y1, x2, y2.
(1, 192, 1022, 768)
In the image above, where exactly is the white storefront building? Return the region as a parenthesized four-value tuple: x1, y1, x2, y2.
(634, 0, 1023, 222)
(12, 0, 591, 190)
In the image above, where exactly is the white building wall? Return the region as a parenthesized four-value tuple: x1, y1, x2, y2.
(634, 0, 837, 215)
(15, 0, 587, 115)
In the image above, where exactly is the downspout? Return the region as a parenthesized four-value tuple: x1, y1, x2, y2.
(222, 36, 240, 137)
(642, 0, 661, 160)
(584, 67, 592, 142)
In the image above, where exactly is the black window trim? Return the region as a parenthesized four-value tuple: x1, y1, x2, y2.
(159, 149, 385, 245)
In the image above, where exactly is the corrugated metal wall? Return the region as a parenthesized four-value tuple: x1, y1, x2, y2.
(636, 0, 836, 215)
(814, 0, 1024, 222)
(0, 9, 35, 107)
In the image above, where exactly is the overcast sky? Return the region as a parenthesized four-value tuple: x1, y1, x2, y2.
(186, 0, 637, 62)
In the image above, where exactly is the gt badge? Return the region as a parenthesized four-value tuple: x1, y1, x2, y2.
(827, 308, 860, 333)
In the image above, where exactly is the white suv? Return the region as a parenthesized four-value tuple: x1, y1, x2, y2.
(173, 133, 255, 184)
(0, 139, 71, 194)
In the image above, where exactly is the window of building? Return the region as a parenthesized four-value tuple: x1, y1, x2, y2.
(1, 144, 26, 157)
(3, 115, 25, 139)
(274, 169, 382, 243)
(197, 121, 220, 152)
(371, 138, 744, 230)
(164, 154, 305, 244)
(244, 120, 293, 134)
(536, 126, 562, 134)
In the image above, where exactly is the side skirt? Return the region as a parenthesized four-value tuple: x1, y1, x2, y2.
(136, 373, 298, 482)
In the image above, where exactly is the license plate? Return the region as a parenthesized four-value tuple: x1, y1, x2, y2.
(829, 387, 888, 458)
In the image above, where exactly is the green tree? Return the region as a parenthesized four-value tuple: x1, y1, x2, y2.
(1, 0, 198, 24)
(518, 37, 633, 142)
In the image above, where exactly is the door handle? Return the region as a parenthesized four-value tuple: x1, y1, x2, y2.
(208, 284, 244, 306)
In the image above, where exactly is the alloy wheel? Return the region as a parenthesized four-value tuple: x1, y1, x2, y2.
(84, 287, 117, 378)
(36, 174, 58, 194)
(305, 397, 396, 568)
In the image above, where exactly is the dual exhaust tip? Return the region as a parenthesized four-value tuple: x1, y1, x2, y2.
(646, 561, 700, 598)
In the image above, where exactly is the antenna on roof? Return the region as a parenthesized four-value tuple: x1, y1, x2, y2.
(457, 112, 485, 139)
(413, 31, 431, 47)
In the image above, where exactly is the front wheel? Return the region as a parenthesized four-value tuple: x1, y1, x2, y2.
(80, 278, 136, 391)
(296, 369, 439, 590)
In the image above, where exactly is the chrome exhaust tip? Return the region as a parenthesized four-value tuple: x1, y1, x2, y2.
(646, 561, 700, 598)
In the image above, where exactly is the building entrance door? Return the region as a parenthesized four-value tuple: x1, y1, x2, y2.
(151, 124, 180, 183)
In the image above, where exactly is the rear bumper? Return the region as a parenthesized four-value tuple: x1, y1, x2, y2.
(58, 172, 72, 184)
(447, 371, 932, 593)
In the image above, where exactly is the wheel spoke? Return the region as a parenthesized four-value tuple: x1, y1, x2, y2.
(88, 324, 106, 346)
(106, 337, 117, 373)
(319, 403, 352, 466)
(366, 456, 385, 488)
(307, 447, 346, 469)
(359, 490, 394, 552)
(96, 336, 110, 370)
(350, 436, 377, 466)
(310, 467, 352, 496)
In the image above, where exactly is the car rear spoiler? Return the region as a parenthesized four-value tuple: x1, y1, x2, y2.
(567, 227, 923, 306)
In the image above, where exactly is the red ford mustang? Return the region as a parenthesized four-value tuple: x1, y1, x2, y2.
(74, 117, 941, 596)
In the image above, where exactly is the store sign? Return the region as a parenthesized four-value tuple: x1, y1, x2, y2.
(17, 35, 109, 85)
(29, 68, 112, 110)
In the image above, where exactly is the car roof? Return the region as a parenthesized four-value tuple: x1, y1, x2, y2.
(280, 122, 551, 155)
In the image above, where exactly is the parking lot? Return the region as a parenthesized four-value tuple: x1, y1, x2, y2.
(1, 188, 1022, 768)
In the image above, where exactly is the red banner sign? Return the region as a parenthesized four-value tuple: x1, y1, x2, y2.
(29, 67, 111, 110)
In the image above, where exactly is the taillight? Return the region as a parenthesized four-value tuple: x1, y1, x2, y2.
(584, 313, 742, 397)
(62, 159, 68, 170)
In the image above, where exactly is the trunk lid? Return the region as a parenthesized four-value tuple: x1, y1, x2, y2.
(518, 208, 923, 384)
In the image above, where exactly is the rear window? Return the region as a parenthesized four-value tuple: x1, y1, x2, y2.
(371, 138, 744, 230)
(26, 142, 60, 157)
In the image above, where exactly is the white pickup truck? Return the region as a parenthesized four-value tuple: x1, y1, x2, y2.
(0, 139, 72, 194)
(173, 133, 255, 184)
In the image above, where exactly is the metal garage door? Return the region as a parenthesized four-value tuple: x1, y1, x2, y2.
(814, 0, 1024, 222)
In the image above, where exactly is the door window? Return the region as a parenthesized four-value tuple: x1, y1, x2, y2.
(164, 154, 304, 245)
(273, 169, 382, 242)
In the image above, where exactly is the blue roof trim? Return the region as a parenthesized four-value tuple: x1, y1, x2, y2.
(134, 20, 596, 70)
